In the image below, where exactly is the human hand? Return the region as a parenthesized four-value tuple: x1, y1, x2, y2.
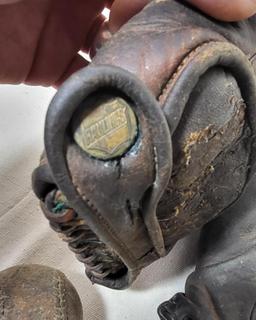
(1, 0, 256, 87)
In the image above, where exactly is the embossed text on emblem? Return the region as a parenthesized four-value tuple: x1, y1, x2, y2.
(73, 96, 138, 160)
(84, 106, 127, 147)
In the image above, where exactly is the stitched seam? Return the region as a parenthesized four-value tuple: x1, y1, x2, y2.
(158, 40, 221, 103)
(153, 146, 158, 184)
(0, 289, 6, 320)
(53, 272, 66, 320)
(73, 184, 137, 266)
(72, 125, 159, 264)
(0, 287, 11, 320)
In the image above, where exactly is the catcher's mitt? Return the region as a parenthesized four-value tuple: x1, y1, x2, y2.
(32, 0, 256, 289)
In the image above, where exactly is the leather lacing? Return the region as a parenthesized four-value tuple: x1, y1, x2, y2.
(45, 190, 126, 280)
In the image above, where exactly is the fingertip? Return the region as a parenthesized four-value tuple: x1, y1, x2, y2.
(0, 0, 23, 4)
(109, 0, 149, 33)
(187, 0, 256, 21)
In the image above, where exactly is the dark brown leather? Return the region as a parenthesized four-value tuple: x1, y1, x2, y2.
(158, 172, 256, 320)
(32, 0, 256, 289)
(0, 265, 83, 320)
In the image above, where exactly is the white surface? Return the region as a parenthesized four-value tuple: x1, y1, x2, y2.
(0, 84, 197, 319)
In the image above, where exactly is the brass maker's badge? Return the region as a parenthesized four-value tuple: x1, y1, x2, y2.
(73, 96, 138, 160)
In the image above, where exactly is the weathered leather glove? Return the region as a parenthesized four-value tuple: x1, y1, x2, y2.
(32, 0, 256, 290)
(157, 172, 256, 320)
(0, 265, 83, 319)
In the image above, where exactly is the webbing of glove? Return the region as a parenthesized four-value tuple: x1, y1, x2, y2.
(44, 65, 173, 287)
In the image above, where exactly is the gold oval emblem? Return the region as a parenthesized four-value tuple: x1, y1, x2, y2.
(73, 96, 138, 160)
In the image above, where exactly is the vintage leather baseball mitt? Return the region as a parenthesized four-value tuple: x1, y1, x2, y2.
(32, 0, 256, 291)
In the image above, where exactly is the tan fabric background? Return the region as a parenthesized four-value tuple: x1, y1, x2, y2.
(0, 84, 197, 319)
